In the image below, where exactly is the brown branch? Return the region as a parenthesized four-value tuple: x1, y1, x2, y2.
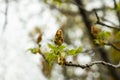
(40, 53, 49, 63)
(101, 18, 118, 27)
(94, 10, 120, 30)
(64, 61, 120, 69)
(97, 21, 120, 30)
(113, 0, 120, 26)
(38, 48, 120, 69)
(106, 41, 120, 51)
(94, 9, 100, 21)
(47, 3, 79, 16)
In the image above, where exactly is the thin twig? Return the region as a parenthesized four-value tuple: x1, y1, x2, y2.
(94, 10, 120, 30)
(41, 53, 49, 63)
(101, 18, 119, 27)
(47, 2, 79, 16)
(106, 42, 120, 51)
(94, 9, 100, 21)
(2, 0, 9, 32)
(113, 0, 120, 25)
(97, 21, 120, 30)
(64, 61, 120, 69)
(81, 47, 102, 53)
(113, 0, 120, 27)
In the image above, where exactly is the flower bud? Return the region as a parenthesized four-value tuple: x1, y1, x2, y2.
(54, 29, 64, 45)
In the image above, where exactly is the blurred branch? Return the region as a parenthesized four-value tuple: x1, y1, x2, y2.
(94, 9, 100, 21)
(46, 0, 90, 16)
(47, 3, 79, 16)
(101, 18, 118, 27)
(97, 21, 120, 30)
(113, 0, 117, 8)
(108, 43, 120, 51)
(113, 0, 120, 26)
(83, 41, 120, 52)
(94, 10, 120, 30)
(106, 41, 120, 51)
(64, 61, 120, 69)
(81, 47, 102, 53)
(41, 53, 49, 63)
(2, 0, 9, 32)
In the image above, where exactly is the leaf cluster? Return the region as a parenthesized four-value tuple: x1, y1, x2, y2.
(94, 31, 111, 45)
(45, 44, 82, 65)
(46, 44, 66, 65)
(67, 47, 82, 56)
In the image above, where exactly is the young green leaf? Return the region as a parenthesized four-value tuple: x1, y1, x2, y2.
(46, 52, 57, 65)
(48, 43, 55, 49)
(29, 48, 40, 54)
(67, 47, 82, 56)
(57, 45, 66, 52)
(67, 49, 76, 55)
(76, 47, 83, 53)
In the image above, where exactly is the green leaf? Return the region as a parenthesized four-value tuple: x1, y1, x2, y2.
(47, 44, 66, 65)
(48, 43, 55, 49)
(67, 46, 83, 56)
(76, 47, 82, 53)
(97, 31, 111, 40)
(57, 45, 66, 52)
(29, 48, 40, 54)
(103, 32, 111, 39)
(48, 43, 65, 55)
(67, 49, 77, 55)
(46, 52, 57, 65)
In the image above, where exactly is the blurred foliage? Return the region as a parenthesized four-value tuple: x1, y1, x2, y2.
(94, 31, 111, 45)
(115, 2, 120, 11)
(109, 30, 120, 64)
(91, 26, 111, 45)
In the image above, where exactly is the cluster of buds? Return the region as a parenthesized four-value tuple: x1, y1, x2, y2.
(91, 26, 101, 37)
(54, 29, 64, 46)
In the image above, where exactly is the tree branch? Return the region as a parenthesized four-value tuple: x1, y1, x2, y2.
(106, 41, 120, 51)
(97, 21, 120, 30)
(94, 10, 120, 30)
(64, 61, 120, 69)
(113, 0, 120, 27)
(2, 0, 9, 32)
(47, 3, 79, 16)
(38, 48, 120, 69)
(94, 9, 100, 21)
(101, 18, 118, 27)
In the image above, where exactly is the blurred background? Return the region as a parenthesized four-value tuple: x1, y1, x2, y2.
(0, 0, 120, 80)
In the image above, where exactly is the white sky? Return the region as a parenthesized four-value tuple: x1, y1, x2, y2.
(0, 0, 57, 80)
